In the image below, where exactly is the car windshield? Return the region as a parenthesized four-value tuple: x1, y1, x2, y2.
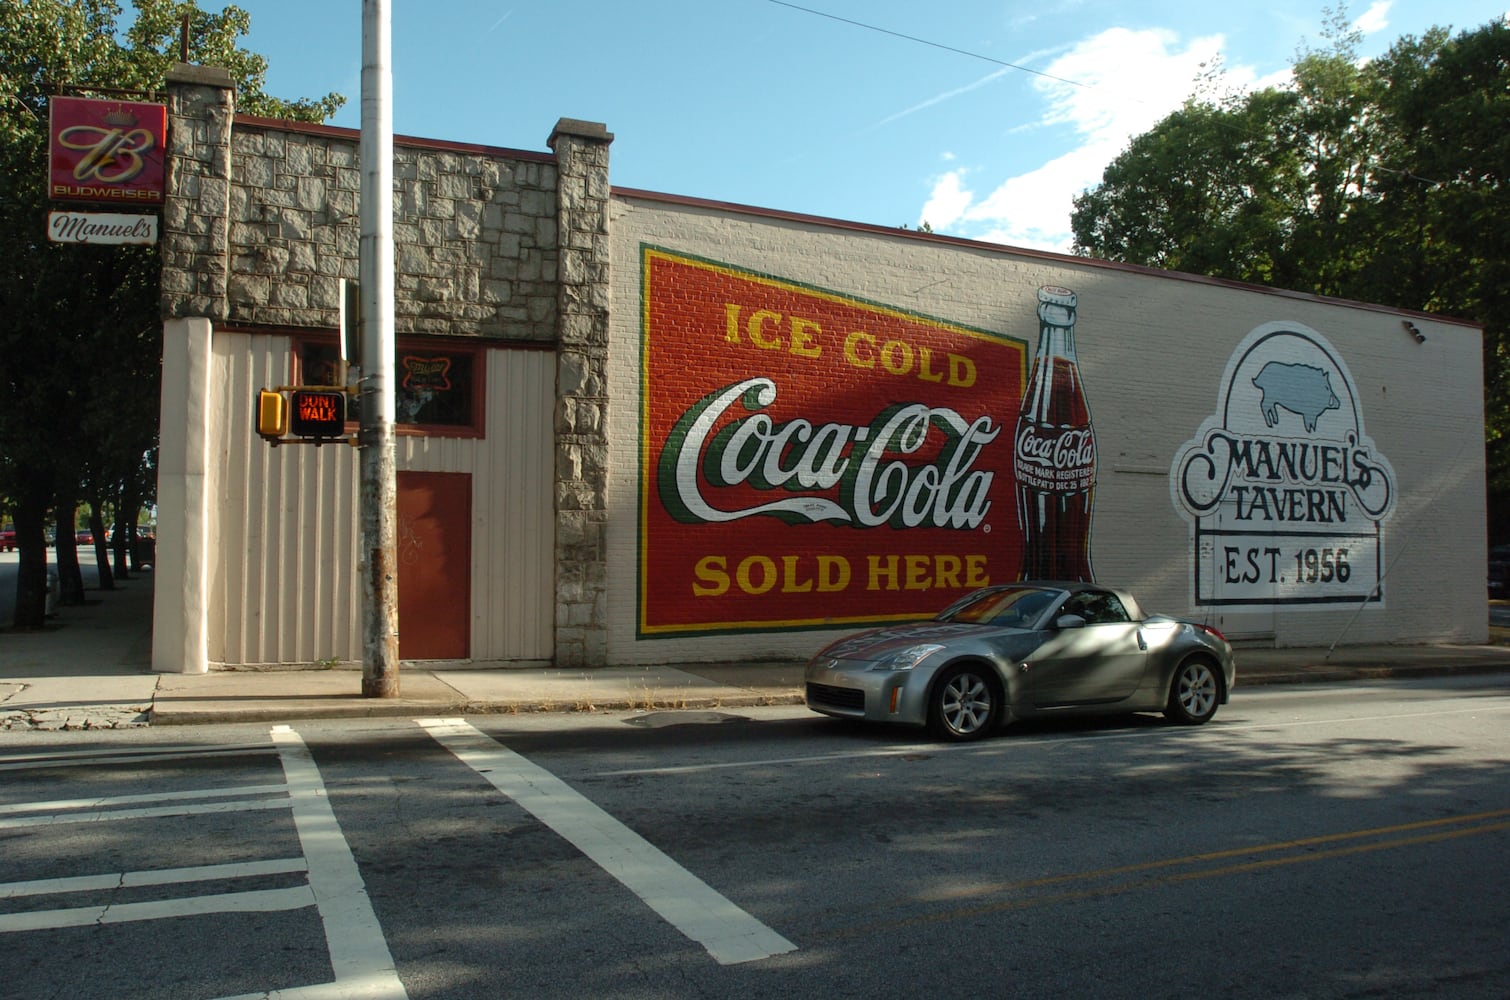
(938, 586, 1060, 628)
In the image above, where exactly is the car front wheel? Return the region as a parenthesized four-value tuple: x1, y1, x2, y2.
(1165, 658, 1220, 725)
(927, 665, 1000, 742)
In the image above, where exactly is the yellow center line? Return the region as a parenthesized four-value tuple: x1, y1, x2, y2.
(813, 809, 1510, 941)
(923, 807, 1510, 900)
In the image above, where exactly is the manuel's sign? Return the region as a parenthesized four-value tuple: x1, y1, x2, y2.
(638, 247, 1027, 637)
(48, 96, 166, 204)
(48, 211, 158, 245)
(1170, 323, 1397, 608)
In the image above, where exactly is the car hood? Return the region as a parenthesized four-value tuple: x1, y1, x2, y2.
(814, 621, 1017, 662)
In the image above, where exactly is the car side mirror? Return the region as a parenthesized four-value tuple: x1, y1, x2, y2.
(1054, 613, 1087, 629)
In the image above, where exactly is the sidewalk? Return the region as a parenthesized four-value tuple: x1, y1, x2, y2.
(3, 566, 1509, 731)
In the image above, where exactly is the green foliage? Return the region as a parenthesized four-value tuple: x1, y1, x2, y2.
(1070, 14, 1510, 535)
(0, 0, 344, 624)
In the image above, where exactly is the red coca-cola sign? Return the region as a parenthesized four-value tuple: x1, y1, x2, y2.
(639, 248, 1029, 636)
(48, 96, 166, 204)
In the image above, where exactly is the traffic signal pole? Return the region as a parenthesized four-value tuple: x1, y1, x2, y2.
(358, 0, 399, 697)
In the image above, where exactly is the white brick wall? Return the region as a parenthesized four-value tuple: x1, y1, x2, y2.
(606, 193, 1488, 664)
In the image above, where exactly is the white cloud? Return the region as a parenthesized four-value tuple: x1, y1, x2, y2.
(930, 26, 1248, 254)
(919, 169, 973, 229)
(1355, 2, 1392, 34)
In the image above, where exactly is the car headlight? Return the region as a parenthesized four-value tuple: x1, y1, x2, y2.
(873, 643, 945, 671)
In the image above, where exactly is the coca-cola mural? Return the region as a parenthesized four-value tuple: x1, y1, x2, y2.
(1015, 286, 1096, 582)
(1170, 324, 1397, 608)
(639, 248, 1109, 636)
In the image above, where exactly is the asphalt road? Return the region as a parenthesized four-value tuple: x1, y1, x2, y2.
(1, 672, 1507, 999)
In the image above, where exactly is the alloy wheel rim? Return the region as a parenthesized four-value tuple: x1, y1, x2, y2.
(943, 674, 991, 733)
(1180, 665, 1216, 716)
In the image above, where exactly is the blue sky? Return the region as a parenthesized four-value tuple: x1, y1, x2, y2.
(241, 0, 1508, 253)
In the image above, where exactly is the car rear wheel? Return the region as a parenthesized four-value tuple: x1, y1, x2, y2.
(1165, 658, 1220, 725)
(927, 665, 1000, 742)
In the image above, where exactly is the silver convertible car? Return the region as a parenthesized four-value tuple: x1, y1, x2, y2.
(805, 582, 1236, 741)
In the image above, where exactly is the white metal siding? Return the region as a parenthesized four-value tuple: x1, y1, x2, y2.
(208, 332, 554, 667)
(440, 349, 556, 664)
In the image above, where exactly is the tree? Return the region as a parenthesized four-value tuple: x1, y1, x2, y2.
(0, 1, 343, 628)
(1070, 14, 1510, 541)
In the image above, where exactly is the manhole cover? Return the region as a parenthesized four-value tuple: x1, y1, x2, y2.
(624, 711, 750, 728)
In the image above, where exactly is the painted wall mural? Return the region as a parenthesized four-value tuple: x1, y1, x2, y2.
(638, 247, 1044, 636)
(1171, 323, 1397, 608)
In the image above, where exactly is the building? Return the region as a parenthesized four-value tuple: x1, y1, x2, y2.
(151, 65, 1489, 675)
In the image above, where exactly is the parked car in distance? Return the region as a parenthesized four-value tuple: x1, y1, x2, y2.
(75, 529, 94, 545)
(0, 525, 15, 552)
(1490, 545, 1510, 599)
(805, 581, 1237, 742)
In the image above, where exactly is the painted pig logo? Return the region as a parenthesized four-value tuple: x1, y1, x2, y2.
(1251, 361, 1339, 433)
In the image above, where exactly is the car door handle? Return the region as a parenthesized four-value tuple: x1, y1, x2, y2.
(1136, 630, 1148, 650)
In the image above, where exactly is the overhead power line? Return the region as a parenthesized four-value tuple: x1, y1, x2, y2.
(767, 0, 1459, 191)
(766, 0, 1089, 91)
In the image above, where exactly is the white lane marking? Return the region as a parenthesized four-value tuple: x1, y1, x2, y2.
(417, 717, 796, 966)
(0, 886, 316, 933)
(0, 797, 290, 830)
(0, 783, 288, 815)
(270, 725, 408, 1000)
(213, 972, 408, 1000)
(0, 859, 308, 900)
(0, 747, 273, 772)
(0, 743, 270, 764)
(601, 744, 943, 777)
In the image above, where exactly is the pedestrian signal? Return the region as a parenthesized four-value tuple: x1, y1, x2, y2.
(257, 390, 287, 440)
(289, 390, 347, 438)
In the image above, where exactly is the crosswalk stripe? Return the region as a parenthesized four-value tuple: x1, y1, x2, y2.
(0, 886, 316, 933)
(417, 716, 797, 966)
(0, 858, 309, 900)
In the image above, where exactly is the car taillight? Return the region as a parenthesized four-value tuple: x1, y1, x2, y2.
(1194, 623, 1228, 643)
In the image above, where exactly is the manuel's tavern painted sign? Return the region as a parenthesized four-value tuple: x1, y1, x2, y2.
(1171, 323, 1398, 609)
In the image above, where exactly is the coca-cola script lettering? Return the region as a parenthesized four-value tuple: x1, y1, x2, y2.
(658, 377, 1001, 530)
(639, 248, 1028, 635)
(1014, 426, 1094, 491)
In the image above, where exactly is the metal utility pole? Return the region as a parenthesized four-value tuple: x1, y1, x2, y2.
(359, 0, 399, 697)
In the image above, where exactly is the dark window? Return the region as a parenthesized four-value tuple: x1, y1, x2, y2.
(1061, 590, 1130, 625)
(296, 339, 483, 436)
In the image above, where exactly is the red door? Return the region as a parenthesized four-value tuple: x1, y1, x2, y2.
(396, 472, 472, 660)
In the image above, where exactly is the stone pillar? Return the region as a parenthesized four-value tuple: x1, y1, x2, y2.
(548, 119, 613, 668)
(162, 63, 234, 319)
(153, 64, 233, 672)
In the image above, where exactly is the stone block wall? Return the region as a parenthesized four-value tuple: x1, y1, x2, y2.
(549, 119, 614, 667)
(219, 126, 561, 340)
(162, 64, 235, 321)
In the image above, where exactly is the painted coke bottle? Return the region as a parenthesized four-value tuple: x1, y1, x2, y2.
(1015, 285, 1096, 581)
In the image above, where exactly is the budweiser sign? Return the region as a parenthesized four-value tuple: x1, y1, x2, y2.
(48, 96, 167, 204)
(639, 248, 1028, 636)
